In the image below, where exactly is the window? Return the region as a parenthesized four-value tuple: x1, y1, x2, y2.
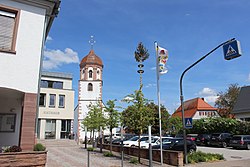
(89, 70, 93, 78)
(39, 93, 46, 106)
(0, 5, 20, 53)
(41, 80, 63, 89)
(59, 95, 65, 108)
(61, 120, 71, 139)
(88, 83, 93, 91)
(49, 94, 56, 107)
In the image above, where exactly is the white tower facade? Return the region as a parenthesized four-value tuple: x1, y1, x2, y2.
(77, 49, 103, 142)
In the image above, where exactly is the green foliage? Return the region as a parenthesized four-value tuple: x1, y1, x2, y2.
(188, 151, 224, 164)
(166, 117, 183, 135)
(215, 83, 240, 118)
(146, 102, 170, 134)
(134, 42, 149, 63)
(121, 89, 154, 134)
(103, 151, 113, 157)
(187, 117, 250, 135)
(129, 157, 139, 164)
(3, 145, 22, 152)
(82, 102, 107, 133)
(33, 143, 46, 151)
(87, 147, 94, 151)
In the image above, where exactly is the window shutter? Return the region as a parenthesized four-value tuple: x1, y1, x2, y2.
(0, 11, 15, 51)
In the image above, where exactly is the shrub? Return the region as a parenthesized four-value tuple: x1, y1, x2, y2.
(103, 151, 113, 157)
(87, 147, 94, 151)
(33, 143, 46, 151)
(188, 151, 224, 164)
(2, 146, 22, 153)
(129, 157, 139, 164)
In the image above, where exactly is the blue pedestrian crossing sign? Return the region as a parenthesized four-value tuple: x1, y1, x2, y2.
(223, 40, 242, 60)
(185, 118, 193, 129)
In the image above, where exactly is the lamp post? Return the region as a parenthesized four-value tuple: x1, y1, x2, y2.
(180, 38, 237, 164)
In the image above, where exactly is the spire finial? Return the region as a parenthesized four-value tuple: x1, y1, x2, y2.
(89, 35, 96, 50)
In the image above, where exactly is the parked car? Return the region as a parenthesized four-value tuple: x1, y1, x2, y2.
(209, 133, 233, 148)
(168, 139, 197, 153)
(123, 136, 149, 147)
(152, 138, 183, 150)
(196, 134, 211, 146)
(140, 137, 173, 149)
(186, 134, 198, 142)
(229, 135, 250, 150)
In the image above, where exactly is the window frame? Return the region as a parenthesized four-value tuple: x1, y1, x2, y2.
(39, 93, 46, 107)
(0, 4, 20, 54)
(49, 94, 56, 108)
(59, 94, 65, 108)
(87, 83, 93, 91)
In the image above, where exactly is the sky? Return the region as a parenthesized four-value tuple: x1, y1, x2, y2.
(43, 0, 250, 114)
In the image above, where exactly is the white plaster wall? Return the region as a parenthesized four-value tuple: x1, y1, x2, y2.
(235, 112, 250, 119)
(79, 81, 101, 100)
(38, 88, 74, 119)
(39, 119, 46, 139)
(193, 110, 220, 119)
(0, 1, 46, 93)
(56, 120, 61, 139)
(0, 96, 22, 147)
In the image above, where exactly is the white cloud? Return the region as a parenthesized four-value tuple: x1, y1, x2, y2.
(145, 83, 156, 88)
(150, 67, 156, 70)
(46, 36, 52, 41)
(197, 87, 218, 103)
(248, 73, 250, 82)
(43, 48, 79, 70)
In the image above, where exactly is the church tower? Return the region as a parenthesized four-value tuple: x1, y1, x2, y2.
(77, 48, 103, 141)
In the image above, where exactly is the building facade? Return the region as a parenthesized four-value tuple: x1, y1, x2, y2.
(76, 49, 103, 142)
(0, 0, 60, 150)
(38, 72, 74, 139)
(172, 98, 220, 119)
(232, 86, 250, 121)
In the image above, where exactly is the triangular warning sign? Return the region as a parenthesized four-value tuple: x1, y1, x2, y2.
(226, 45, 236, 56)
(186, 119, 192, 126)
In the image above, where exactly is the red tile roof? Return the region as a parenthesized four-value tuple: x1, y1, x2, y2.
(172, 98, 217, 118)
(80, 50, 103, 68)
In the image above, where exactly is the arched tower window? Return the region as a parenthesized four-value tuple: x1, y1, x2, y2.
(88, 83, 93, 91)
(89, 70, 93, 78)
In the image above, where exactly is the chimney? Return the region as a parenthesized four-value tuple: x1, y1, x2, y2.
(201, 97, 205, 101)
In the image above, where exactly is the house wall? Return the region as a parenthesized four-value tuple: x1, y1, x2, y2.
(0, 0, 46, 94)
(0, 96, 22, 148)
(234, 112, 250, 120)
(193, 110, 220, 119)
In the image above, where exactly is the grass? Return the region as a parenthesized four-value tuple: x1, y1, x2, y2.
(87, 147, 94, 151)
(103, 151, 114, 157)
(129, 157, 139, 164)
(188, 151, 224, 164)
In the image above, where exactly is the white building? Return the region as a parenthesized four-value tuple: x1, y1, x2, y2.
(38, 72, 74, 139)
(0, 0, 60, 150)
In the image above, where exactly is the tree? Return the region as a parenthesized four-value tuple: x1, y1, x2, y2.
(215, 84, 240, 118)
(134, 42, 149, 87)
(166, 117, 183, 135)
(104, 100, 120, 153)
(121, 88, 154, 162)
(82, 102, 106, 146)
(145, 102, 170, 134)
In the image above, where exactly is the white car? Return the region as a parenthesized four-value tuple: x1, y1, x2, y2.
(123, 136, 149, 147)
(140, 137, 173, 149)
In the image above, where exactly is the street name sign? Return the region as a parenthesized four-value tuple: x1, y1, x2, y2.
(223, 40, 242, 60)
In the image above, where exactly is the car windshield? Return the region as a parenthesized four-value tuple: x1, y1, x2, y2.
(211, 134, 220, 137)
(129, 136, 139, 141)
(140, 137, 149, 141)
(232, 136, 241, 140)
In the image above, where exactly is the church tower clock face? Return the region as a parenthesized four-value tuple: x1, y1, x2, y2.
(77, 47, 103, 141)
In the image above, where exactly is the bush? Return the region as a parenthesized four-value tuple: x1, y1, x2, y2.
(33, 143, 46, 151)
(2, 145, 22, 153)
(129, 157, 139, 164)
(87, 147, 94, 151)
(188, 151, 224, 164)
(103, 151, 113, 157)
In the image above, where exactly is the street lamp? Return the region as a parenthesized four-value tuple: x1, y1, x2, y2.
(180, 38, 240, 164)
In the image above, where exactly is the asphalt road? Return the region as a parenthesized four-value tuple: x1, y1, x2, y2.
(197, 146, 250, 160)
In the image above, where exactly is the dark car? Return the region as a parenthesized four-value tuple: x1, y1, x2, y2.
(229, 135, 250, 150)
(196, 134, 211, 146)
(186, 134, 198, 142)
(152, 138, 183, 150)
(168, 139, 197, 153)
(209, 133, 233, 148)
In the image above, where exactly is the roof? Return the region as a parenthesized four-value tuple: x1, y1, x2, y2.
(232, 86, 250, 114)
(80, 50, 103, 68)
(172, 97, 217, 118)
(42, 71, 73, 80)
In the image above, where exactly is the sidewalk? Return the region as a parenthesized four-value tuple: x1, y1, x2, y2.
(39, 139, 250, 167)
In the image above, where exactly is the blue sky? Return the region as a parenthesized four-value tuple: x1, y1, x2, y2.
(44, 0, 250, 114)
